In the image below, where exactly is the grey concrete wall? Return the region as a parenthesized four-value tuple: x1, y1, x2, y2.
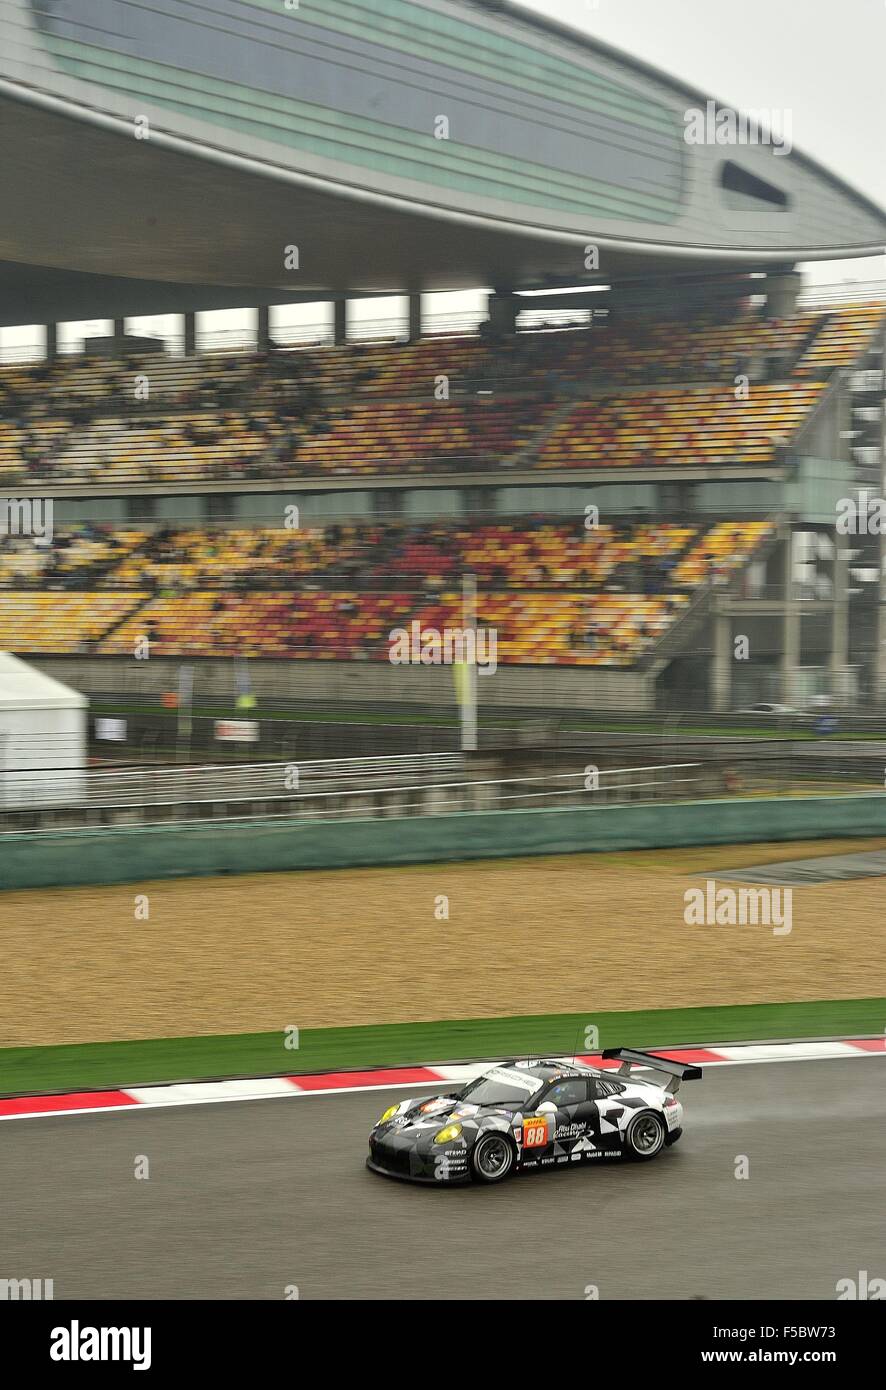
(33, 657, 654, 711)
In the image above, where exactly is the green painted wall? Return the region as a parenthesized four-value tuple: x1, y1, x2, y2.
(2, 795, 885, 889)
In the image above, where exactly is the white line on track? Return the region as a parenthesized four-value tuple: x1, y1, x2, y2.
(1, 1041, 884, 1122)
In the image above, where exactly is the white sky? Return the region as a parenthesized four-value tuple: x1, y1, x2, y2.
(3, 0, 884, 357)
(522, 0, 886, 287)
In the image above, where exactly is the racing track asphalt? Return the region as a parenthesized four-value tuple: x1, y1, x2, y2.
(0, 1057, 884, 1300)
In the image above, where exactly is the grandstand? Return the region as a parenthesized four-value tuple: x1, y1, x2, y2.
(1, 0, 885, 742)
(0, 517, 775, 670)
(0, 286, 883, 720)
(5, 0, 886, 1329)
(0, 303, 881, 488)
(0, 291, 883, 723)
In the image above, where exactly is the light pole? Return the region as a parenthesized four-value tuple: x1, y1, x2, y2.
(461, 572, 478, 753)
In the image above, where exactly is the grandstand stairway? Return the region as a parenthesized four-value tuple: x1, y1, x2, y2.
(641, 518, 782, 674)
(507, 396, 580, 469)
(97, 593, 156, 649)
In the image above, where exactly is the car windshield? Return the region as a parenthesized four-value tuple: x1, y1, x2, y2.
(457, 1069, 543, 1108)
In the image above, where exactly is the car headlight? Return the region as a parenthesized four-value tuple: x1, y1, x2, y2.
(377, 1105, 399, 1125)
(434, 1123, 463, 1144)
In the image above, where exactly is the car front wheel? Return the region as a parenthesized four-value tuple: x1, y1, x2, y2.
(471, 1132, 515, 1183)
(625, 1111, 666, 1161)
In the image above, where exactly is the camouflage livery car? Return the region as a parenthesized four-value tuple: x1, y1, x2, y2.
(367, 1049, 702, 1185)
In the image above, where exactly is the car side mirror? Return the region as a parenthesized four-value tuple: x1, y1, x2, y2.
(536, 1101, 557, 1113)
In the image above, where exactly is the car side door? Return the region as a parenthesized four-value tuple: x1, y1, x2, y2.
(534, 1078, 600, 1167)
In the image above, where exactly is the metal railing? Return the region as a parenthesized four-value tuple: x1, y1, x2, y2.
(0, 312, 489, 365)
(2, 740, 884, 833)
(0, 752, 461, 808)
(0, 755, 705, 829)
(3, 286, 881, 364)
(798, 281, 886, 308)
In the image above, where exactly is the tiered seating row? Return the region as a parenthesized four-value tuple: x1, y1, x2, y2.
(538, 384, 824, 469)
(0, 305, 880, 486)
(0, 518, 773, 665)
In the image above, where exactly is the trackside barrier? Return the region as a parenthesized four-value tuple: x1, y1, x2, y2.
(1, 794, 885, 890)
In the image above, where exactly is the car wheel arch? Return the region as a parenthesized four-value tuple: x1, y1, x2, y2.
(624, 1107, 667, 1161)
(471, 1129, 517, 1183)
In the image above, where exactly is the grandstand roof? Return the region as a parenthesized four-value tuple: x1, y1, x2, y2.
(0, 0, 884, 324)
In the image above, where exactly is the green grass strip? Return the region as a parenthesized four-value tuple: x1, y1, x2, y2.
(2, 998, 884, 1096)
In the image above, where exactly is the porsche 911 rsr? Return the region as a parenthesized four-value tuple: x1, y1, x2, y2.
(367, 1049, 701, 1184)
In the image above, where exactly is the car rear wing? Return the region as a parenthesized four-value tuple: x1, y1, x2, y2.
(601, 1048, 703, 1094)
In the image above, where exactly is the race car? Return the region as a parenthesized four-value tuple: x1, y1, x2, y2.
(366, 1049, 701, 1184)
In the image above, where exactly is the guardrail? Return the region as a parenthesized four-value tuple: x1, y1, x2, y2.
(0, 752, 464, 810)
(5, 744, 883, 834)
(0, 757, 706, 829)
(797, 281, 886, 308)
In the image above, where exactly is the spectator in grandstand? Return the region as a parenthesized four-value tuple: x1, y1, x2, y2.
(657, 551, 677, 581)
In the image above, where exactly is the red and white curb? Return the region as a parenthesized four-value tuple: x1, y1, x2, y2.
(1, 1038, 884, 1123)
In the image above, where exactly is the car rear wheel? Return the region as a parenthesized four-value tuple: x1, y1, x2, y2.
(471, 1132, 515, 1183)
(625, 1111, 666, 1161)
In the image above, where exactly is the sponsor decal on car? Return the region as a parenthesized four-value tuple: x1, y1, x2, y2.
(554, 1121, 588, 1140)
(522, 1116, 549, 1149)
(486, 1067, 544, 1093)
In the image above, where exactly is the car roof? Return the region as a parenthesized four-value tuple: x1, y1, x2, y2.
(496, 1058, 602, 1082)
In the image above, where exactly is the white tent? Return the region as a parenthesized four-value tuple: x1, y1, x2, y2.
(0, 653, 87, 808)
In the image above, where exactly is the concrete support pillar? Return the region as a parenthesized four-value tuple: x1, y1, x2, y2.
(830, 528, 849, 700)
(333, 300, 348, 345)
(45, 323, 58, 361)
(183, 312, 197, 356)
(875, 391, 886, 704)
(256, 304, 271, 352)
(876, 577, 886, 705)
(711, 603, 732, 712)
(128, 494, 155, 523)
(408, 293, 422, 342)
(461, 486, 498, 519)
(780, 530, 800, 704)
(656, 480, 695, 516)
(766, 270, 802, 318)
(113, 318, 126, 349)
(487, 290, 517, 336)
(372, 489, 403, 522)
